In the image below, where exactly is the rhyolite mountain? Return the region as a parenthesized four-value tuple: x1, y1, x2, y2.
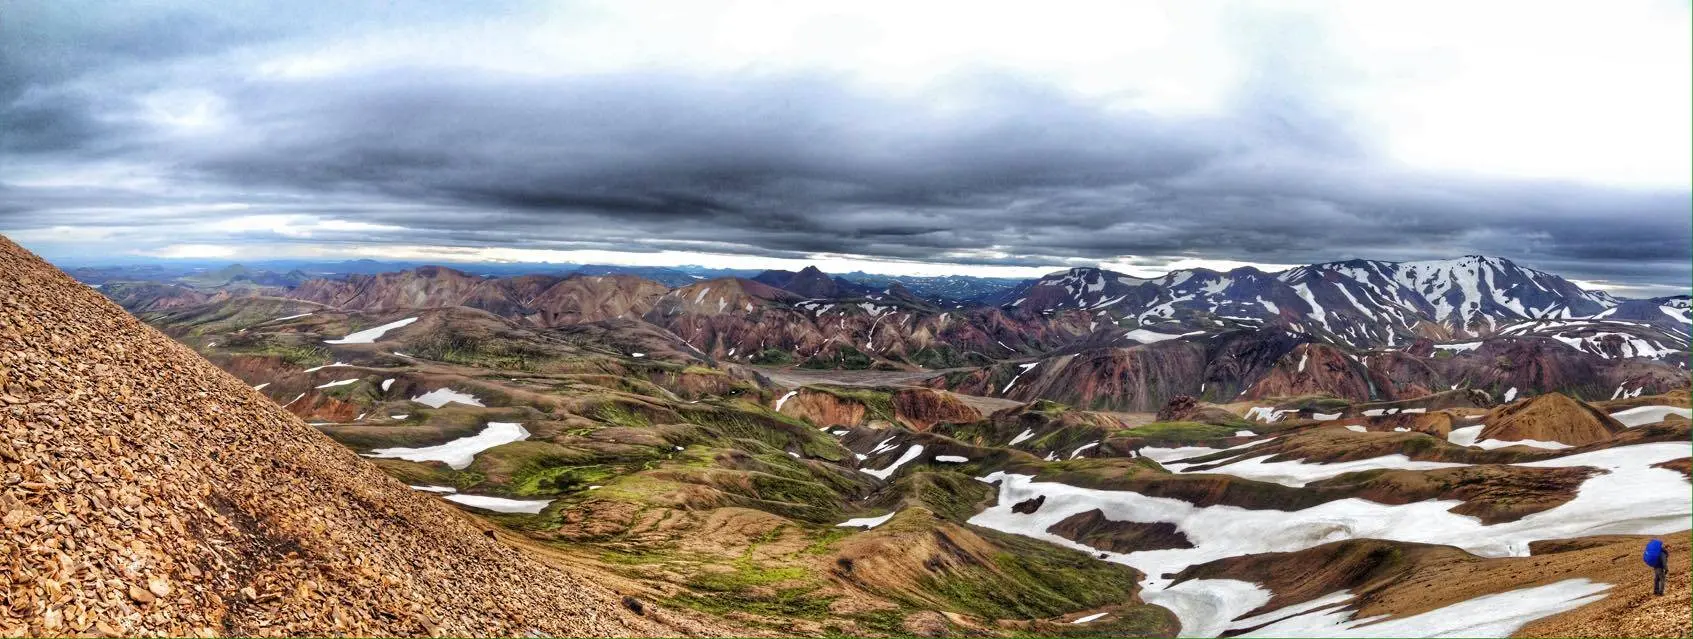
(752, 265, 878, 299)
(83, 256, 1689, 382)
(993, 256, 1628, 345)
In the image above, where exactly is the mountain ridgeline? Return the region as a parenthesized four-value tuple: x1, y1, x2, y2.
(88, 255, 1690, 409)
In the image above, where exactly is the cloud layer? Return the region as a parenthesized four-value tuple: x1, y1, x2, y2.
(2, 1, 1689, 294)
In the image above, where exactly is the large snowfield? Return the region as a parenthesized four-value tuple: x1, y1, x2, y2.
(969, 413, 1692, 637)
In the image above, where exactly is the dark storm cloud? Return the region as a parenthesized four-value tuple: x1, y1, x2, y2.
(0, 1, 1688, 294)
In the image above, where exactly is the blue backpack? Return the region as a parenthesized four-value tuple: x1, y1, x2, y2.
(1644, 539, 1665, 566)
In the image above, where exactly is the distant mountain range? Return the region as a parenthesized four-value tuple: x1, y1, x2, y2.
(84, 254, 1689, 383)
(993, 256, 1658, 344)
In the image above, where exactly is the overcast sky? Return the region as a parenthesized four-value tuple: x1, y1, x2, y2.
(2, 1, 1689, 294)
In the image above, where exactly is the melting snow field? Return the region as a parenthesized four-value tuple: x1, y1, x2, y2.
(314, 378, 360, 389)
(861, 444, 925, 480)
(968, 439, 1691, 637)
(1070, 612, 1109, 624)
(368, 421, 529, 469)
(1237, 579, 1611, 638)
(1447, 425, 1570, 450)
(1245, 407, 1294, 422)
(1124, 328, 1206, 344)
(410, 388, 485, 408)
(324, 317, 419, 344)
(774, 390, 799, 412)
(837, 511, 897, 528)
(442, 494, 552, 513)
(1610, 405, 1693, 427)
(1163, 453, 1466, 488)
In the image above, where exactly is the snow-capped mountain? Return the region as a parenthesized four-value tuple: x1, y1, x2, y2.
(1591, 295, 1692, 336)
(1001, 256, 1627, 346)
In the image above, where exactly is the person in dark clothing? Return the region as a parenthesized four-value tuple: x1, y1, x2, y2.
(1644, 538, 1670, 596)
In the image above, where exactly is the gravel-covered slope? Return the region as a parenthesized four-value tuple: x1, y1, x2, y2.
(0, 236, 730, 636)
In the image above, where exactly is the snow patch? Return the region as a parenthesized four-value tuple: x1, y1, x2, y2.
(1002, 361, 1040, 394)
(861, 445, 925, 480)
(774, 390, 799, 412)
(1070, 612, 1109, 625)
(1124, 328, 1206, 344)
(368, 421, 529, 469)
(837, 511, 897, 529)
(1610, 405, 1693, 427)
(443, 494, 552, 514)
(1239, 580, 1610, 638)
(324, 317, 419, 344)
(410, 388, 485, 408)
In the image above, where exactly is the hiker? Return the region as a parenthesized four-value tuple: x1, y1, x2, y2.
(1644, 538, 1670, 595)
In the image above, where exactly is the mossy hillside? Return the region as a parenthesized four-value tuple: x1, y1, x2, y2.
(1024, 399, 1071, 415)
(886, 471, 995, 521)
(805, 385, 900, 424)
(905, 344, 992, 369)
(646, 465, 847, 523)
(368, 458, 476, 489)
(1268, 393, 1353, 413)
(679, 401, 851, 462)
(215, 331, 334, 368)
(929, 402, 1115, 454)
(749, 348, 795, 365)
(667, 527, 835, 624)
(1028, 606, 1181, 638)
(149, 297, 318, 337)
(465, 440, 612, 490)
(1025, 456, 1169, 487)
(800, 344, 874, 370)
(509, 463, 629, 496)
(1117, 421, 1241, 443)
(550, 373, 678, 400)
(850, 510, 1155, 623)
(316, 415, 490, 450)
(713, 447, 879, 499)
(409, 326, 557, 371)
